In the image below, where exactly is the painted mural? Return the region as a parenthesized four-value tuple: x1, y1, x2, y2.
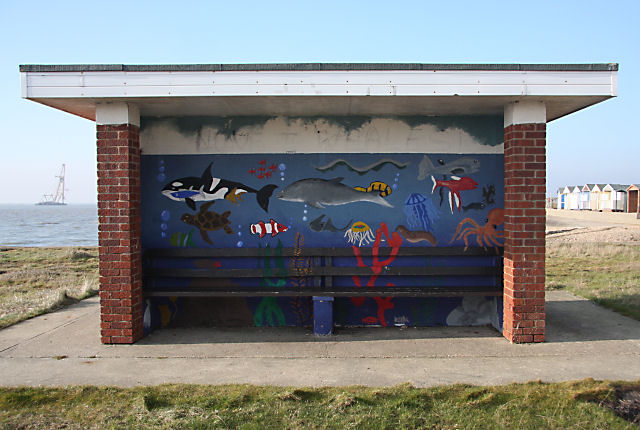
(140, 116, 504, 333)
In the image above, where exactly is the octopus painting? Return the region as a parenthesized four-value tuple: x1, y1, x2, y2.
(449, 208, 504, 250)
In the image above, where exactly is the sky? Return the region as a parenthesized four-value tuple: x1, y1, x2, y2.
(0, 0, 638, 203)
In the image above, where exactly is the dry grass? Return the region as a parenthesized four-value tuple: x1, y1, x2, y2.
(0, 379, 636, 429)
(0, 247, 98, 328)
(547, 242, 640, 320)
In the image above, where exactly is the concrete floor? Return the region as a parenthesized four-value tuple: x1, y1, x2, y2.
(1, 290, 639, 387)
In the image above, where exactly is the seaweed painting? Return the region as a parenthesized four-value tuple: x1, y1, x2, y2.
(350, 222, 403, 326)
(288, 232, 313, 326)
(254, 240, 286, 326)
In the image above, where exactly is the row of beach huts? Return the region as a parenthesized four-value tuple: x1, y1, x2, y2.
(553, 184, 640, 212)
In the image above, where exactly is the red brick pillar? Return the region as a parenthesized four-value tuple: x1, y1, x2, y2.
(96, 104, 143, 344)
(503, 101, 546, 343)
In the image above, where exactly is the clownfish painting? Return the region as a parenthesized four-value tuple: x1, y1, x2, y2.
(250, 219, 289, 238)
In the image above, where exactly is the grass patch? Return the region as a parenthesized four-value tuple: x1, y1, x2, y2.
(547, 243, 640, 321)
(0, 247, 98, 329)
(0, 379, 636, 428)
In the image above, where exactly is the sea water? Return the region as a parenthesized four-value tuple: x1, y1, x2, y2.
(0, 204, 98, 247)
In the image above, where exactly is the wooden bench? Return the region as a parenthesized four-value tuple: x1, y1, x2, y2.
(143, 246, 503, 296)
(143, 246, 503, 333)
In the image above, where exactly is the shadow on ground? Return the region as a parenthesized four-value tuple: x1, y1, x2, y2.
(139, 324, 503, 345)
(139, 295, 640, 346)
(546, 298, 640, 343)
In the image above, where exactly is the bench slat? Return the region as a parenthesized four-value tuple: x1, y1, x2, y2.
(145, 246, 503, 258)
(143, 286, 502, 298)
(146, 265, 498, 278)
(142, 246, 503, 299)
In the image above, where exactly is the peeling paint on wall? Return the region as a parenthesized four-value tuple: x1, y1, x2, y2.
(140, 116, 504, 155)
(396, 116, 503, 146)
(285, 116, 373, 134)
(142, 116, 275, 139)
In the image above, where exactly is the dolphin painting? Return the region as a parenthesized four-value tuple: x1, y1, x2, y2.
(417, 155, 480, 180)
(276, 177, 393, 209)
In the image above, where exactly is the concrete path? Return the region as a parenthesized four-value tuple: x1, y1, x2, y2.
(1, 291, 639, 387)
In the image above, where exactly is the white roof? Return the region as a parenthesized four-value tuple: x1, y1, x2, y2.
(20, 63, 618, 121)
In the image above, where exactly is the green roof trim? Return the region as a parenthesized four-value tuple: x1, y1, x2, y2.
(19, 63, 619, 73)
(606, 184, 631, 191)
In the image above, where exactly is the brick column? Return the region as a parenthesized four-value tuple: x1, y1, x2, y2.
(96, 103, 143, 344)
(503, 101, 546, 343)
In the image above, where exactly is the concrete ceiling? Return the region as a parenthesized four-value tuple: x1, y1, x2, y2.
(28, 94, 613, 123)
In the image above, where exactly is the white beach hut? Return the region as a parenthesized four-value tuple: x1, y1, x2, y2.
(569, 186, 581, 210)
(602, 184, 629, 211)
(590, 184, 605, 210)
(559, 186, 573, 210)
(580, 184, 595, 210)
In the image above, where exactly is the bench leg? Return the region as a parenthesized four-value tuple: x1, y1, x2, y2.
(313, 296, 334, 336)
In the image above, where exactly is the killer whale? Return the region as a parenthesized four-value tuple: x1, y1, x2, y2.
(162, 163, 277, 212)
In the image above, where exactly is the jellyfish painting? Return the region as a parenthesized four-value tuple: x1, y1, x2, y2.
(344, 221, 376, 247)
(404, 193, 439, 232)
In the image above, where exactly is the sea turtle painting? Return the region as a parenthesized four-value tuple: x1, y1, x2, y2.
(180, 201, 233, 245)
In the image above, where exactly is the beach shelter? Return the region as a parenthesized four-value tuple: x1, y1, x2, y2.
(20, 63, 618, 344)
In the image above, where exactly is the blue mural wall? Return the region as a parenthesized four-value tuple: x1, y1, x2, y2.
(140, 116, 504, 333)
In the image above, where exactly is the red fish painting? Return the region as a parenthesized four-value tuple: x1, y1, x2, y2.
(249, 159, 279, 181)
(431, 175, 478, 213)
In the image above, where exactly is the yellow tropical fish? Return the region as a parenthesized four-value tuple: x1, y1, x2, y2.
(353, 181, 392, 197)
